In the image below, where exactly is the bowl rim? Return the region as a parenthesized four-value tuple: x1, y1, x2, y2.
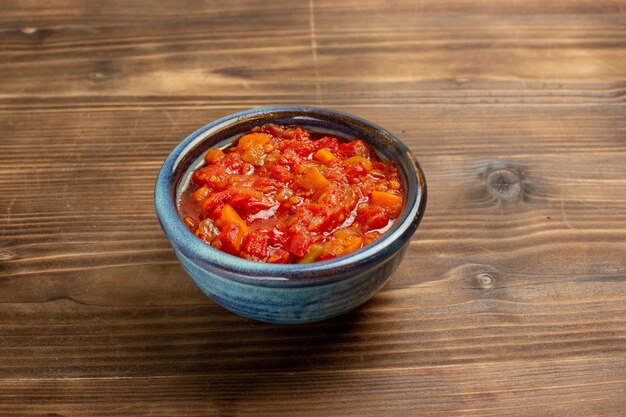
(154, 106, 427, 287)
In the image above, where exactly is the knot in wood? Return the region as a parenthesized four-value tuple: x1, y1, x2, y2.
(0, 250, 15, 260)
(476, 273, 494, 289)
(486, 168, 522, 201)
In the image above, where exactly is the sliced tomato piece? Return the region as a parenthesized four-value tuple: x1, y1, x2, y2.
(228, 192, 253, 211)
(289, 140, 315, 157)
(267, 227, 288, 246)
(285, 232, 311, 258)
(192, 165, 220, 186)
(338, 139, 371, 158)
(217, 223, 246, 255)
(314, 136, 340, 152)
(307, 207, 344, 233)
(217, 152, 244, 174)
(269, 165, 292, 183)
(201, 190, 232, 219)
(346, 163, 368, 183)
(356, 205, 388, 232)
(242, 231, 269, 260)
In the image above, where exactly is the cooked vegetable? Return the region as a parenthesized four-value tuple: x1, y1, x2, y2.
(215, 204, 249, 233)
(297, 169, 330, 195)
(178, 124, 405, 263)
(313, 148, 335, 163)
(204, 149, 225, 164)
(370, 191, 404, 217)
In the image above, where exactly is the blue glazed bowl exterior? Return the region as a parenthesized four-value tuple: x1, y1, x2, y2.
(154, 106, 427, 324)
(174, 245, 408, 323)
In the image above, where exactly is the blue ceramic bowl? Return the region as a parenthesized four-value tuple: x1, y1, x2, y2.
(154, 106, 427, 323)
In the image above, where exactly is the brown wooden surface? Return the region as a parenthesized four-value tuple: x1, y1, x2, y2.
(1, 1, 625, 415)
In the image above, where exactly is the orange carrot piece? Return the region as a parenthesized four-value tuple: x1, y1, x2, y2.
(215, 204, 249, 233)
(313, 148, 335, 163)
(204, 149, 225, 164)
(237, 133, 270, 151)
(297, 169, 331, 193)
(370, 191, 403, 217)
(237, 133, 271, 165)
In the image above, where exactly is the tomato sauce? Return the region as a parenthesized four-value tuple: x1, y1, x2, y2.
(178, 124, 404, 263)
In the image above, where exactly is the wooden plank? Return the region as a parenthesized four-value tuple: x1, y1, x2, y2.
(1, 1, 625, 107)
(0, 357, 623, 416)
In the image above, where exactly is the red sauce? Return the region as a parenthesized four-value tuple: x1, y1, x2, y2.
(179, 124, 404, 263)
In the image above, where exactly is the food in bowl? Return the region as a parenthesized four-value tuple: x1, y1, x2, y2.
(154, 106, 426, 323)
(178, 123, 405, 264)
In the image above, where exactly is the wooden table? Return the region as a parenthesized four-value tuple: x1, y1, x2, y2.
(1, 1, 625, 415)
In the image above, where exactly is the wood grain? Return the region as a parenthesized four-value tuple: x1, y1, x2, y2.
(1, 0, 625, 415)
